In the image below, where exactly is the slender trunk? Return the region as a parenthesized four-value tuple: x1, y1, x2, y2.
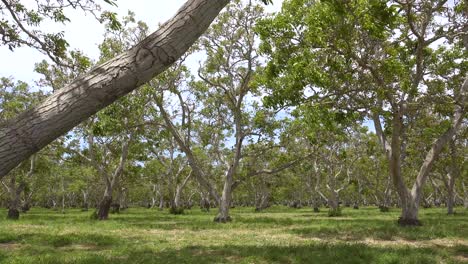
(61, 176, 66, 214)
(200, 192, 210, 212)
(214, 172, 233, 222)
(82, 190, 89, 211)
(447, 186, 454, 215)
(7, 176, 23, 220)
(446, 140, 459, 215)
(174, 187, 182, 209)
(21, 192, 32, 213)
(158, 194, 164, 210)
(463, 182, 468, 209)
(171, 172, 191, 213)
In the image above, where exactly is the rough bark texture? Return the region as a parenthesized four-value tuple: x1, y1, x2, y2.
(0, 0, 230, 179)
(97, 189, 113, 220)
(6, 174, 25, 220)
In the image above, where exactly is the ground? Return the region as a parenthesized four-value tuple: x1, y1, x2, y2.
(0, 206, 466, 263)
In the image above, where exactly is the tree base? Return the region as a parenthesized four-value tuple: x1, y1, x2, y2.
(7, 209, 20, 220)
(398, 217, 422, 226)
(110, 203, 120, 214)
(353, 205, 359, 209)
(21, 204, 31, 213)
(379, 206, 389, 212)
(328, 207, 342, 217)
(313, 207, 320, 213)
(169, 207, 185, 215)
(213, 215, 232, 223)
(97, 198, 112, 220)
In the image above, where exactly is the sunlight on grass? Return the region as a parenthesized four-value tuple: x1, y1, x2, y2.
(0, 206, 466, 263)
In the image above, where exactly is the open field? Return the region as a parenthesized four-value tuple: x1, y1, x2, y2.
(0, 206, 467, 264)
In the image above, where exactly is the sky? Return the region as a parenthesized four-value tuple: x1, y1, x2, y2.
(0, 0, 375, 132)
(0, 0, 283, 84)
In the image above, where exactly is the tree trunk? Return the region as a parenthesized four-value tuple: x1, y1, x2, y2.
(446, 140, 459, 215)
(398, 194, 421, 226)
(82, 190, 89, 211)
(158, 194, 164, 211)
(170, 172, 191, 214)
(0, 0, 230, 179)
(97, 185, 113, 220)
(200, 192, 210, 212)
(327, 191, 341, 217)
(214, 173, 233, 223)
(174, 187, 183, 208)
(7, 176, 23, 220)
(255, 192, 270, 212)
(463, 182, 468, 209)
(447, 186, 454, 215)
(21, 189, 33, 213)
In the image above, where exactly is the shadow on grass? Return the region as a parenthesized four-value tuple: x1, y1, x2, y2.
(0, 231, 118, 249)
(1, 243, 457, 264)
(289, 217, 468, 241)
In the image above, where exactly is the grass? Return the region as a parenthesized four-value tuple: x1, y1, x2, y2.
(0, 206, 466, 263)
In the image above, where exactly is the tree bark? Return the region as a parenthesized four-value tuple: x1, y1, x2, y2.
(447, 184, 454, 215)
(445, 139, 459, 215)
(81, 190, 89, 211)
(7, 175, 24, 220)
(97, 184, 113, 220)
(0, 0, 230, 179)
(463, 182, 468, 209)
(214, 170, 233, 223)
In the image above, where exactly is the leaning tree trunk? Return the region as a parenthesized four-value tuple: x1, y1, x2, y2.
(0, 0, 230, 179)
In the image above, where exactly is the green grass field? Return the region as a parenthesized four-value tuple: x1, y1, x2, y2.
(0, 206, 466, 263)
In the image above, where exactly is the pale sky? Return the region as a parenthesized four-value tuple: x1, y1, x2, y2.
(0, 0, 283, 84)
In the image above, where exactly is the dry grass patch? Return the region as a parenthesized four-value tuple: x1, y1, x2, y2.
(0, 242, 21, 250)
